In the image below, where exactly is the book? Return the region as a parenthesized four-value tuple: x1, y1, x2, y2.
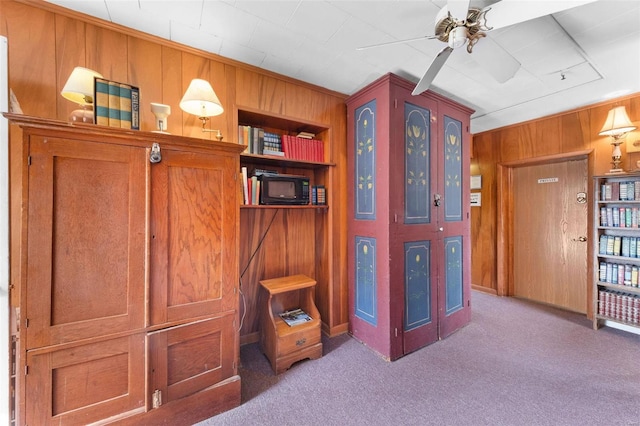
(297, 131, 315, 139)
(278, 308, 312, 326)
(241, 167, 249, 205)
(94, 77, 110, 126)
(131, 86, 140, 130)
(108, 80, 121, 127)
(119, 83, 132, 129)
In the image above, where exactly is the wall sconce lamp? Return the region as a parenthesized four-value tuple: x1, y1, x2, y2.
(179, 78, 224, 141)
(61, 66, 103, 123)
(150, 102, 171, 133)
(599, 105, 636, 174)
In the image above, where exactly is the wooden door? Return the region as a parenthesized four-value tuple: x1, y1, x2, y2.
(149, 147, 239, 325)
(147, 314, 236, 406)
(513, 159, 588, 313)
(25, 136, 147, 349)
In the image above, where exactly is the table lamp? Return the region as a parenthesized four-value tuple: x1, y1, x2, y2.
(599, 105, 637, 173)
(61, 66, 103, 123)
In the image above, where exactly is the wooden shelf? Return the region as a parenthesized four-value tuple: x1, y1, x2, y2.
(240, 153, 335, 169)
(596, 281, 640, 295)
(240, 204, 328, 210)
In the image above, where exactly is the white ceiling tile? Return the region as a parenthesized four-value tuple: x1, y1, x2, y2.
(219, 39, 266, 67)
(200, 1, 259, 45)
(231, 0, 300, 27)
(139, 0, 204, 27)
(286, 1, 350, 43)
(170, 21, 222, 54)
(107, 3, 172, 40)
(47, 0, 112, 21)
(249, 20, 304, 56)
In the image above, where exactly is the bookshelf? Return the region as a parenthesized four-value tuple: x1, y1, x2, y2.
(593, 173, 640, 335)
(259, 275, 322, 374)
(235, 106, 338, 344)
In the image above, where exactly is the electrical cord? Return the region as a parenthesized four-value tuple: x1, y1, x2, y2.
(237, 209, 280, 331)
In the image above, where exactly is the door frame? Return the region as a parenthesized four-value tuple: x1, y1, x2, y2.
(496, 149, 594, 317)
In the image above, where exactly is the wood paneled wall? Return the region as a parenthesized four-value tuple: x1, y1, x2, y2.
(0, 0, 348, 338)
(471, 93, 640, 293)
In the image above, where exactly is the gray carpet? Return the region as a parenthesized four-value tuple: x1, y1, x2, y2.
(196, 291, 640, 426)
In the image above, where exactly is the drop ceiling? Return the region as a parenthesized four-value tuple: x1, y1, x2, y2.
(44, 0, 640, 133)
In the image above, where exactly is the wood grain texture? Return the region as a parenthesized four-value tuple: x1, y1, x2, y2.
(472, 93, 640, 297)
(3, 2, 57, 118)
(85, 24, 128, 83)
(235, 68, 286, 115)
(55, 14, 86, 121)
(128, 37, 162, 132)
(161, 45, 183, 135)
(513, 160, 588, 313)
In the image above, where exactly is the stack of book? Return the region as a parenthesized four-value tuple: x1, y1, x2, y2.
(94, 77, 139, 130)
(238, 125, 284, 156)
(601, 181, 640, 201)
(311, 185, 326, 205)
(281, 134, 324, 162)
(278, 308, 312, 326)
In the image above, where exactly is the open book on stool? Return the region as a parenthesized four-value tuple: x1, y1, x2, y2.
(279, 308, 312, 326)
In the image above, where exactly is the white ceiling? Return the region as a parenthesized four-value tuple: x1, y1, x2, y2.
(44, 0, 640, 133)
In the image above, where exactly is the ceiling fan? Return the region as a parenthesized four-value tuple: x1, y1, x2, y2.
(359, 0, 597, 96)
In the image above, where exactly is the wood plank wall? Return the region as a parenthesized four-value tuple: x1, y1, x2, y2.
(0, 0, 348, 338)
(471, 93, 640, 294)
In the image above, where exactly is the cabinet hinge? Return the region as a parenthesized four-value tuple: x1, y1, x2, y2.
(394, 213, 398, 223)
(394, 328, 398, 337)
(24, 318, 28, 328)
(24, 365, 28, 375)
(152, 389, 162, 409)
(233, 361, 237, 370)
(394, 99, 398, 109)
(27, 155, 31, 166)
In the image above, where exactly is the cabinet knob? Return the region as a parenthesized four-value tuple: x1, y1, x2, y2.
(572, 236, 587, 242)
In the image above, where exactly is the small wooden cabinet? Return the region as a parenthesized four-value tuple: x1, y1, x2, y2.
(259, 275, 322, 374)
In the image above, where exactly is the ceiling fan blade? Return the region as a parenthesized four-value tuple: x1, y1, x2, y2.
(412, 46, 454, 96)
(471, 36, 520, 83)
(357, 35, 438, 51)
(447, 0, 471, 22)
(482, 0, 597, 31)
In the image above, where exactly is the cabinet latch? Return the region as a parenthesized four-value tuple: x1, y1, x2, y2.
(149, 143, 162, 164)
(152, 389, 162, 408)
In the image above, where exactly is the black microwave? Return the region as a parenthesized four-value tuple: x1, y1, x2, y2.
(259, 174, 310, 205)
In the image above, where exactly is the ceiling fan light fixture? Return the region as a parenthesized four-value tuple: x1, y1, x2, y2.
(448, 26, 468, 49)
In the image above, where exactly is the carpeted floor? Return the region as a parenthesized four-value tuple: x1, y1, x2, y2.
(196, 291, 640, 426)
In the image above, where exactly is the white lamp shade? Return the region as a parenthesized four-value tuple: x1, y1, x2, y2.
(61, 66, 103, 105)
(179, 78, 224, 117)
(599, 106, 636, 136)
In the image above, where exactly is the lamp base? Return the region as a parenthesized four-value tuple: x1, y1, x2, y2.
(69, 108, 94, 124)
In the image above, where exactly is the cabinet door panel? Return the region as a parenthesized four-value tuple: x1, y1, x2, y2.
(26, 334, 145, 425)
(148, 314, 236, 405)
(26, 136, 147, 348)
(150, 149, 238, 324)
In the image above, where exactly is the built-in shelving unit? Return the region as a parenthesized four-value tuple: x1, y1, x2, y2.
(593, 173, 640, 335)
(235, 105, 337, 343)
